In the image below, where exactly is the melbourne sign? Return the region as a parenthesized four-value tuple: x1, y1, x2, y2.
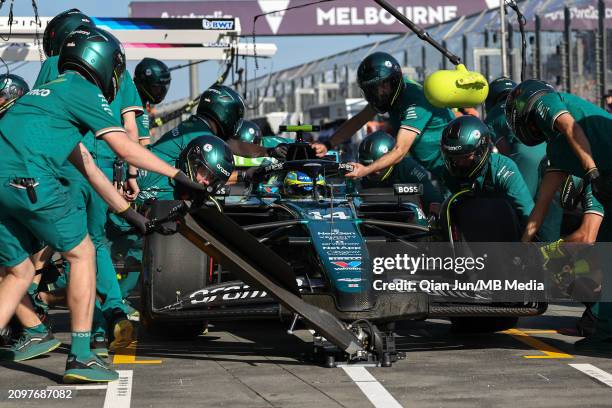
(129, 0, 500, 35)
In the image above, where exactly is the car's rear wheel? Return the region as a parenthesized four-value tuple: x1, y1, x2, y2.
(450, 316, 518, 333)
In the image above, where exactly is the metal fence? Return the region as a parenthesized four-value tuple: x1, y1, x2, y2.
(245, 0, 612, 119)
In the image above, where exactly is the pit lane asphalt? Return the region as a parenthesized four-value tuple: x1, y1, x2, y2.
(1, 304, 611, 408)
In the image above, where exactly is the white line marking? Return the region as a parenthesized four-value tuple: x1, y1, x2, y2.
(47, 385, 108, 390)
(103, 370, 133, 408)
(537, 373, 550, 382)
(570, 364, 612, 387)
(340, 366, 403, 408)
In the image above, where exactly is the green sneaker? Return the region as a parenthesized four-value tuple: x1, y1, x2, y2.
(0, 330, 61, 362)
(91, 335, 109, 358)
(63, 354, 119, 383)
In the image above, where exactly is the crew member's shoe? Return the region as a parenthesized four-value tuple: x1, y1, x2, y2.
(0, 326, 12, 347)
(574, 333, 612, 354)
(91, 334, 109, 358)
(109, 311, 135, 352)
(63, 354, 119, 383)
(0, 331, 61, 362)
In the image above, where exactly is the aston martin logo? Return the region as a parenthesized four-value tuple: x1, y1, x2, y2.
(331, 261, 362, 268)
(258, 0, 289, 35)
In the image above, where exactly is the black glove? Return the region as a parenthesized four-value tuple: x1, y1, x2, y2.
(560, 175, 584, 210)
(237, 167, 259, 183)
(266, 143, 289, 160)
(117, 207, 150, 235)
(585, 168, 612, 205)
(173, 170, 211, 193)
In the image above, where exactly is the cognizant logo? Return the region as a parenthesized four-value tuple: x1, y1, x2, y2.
(27, 89, 51, 97)
(216, 163, 231, 177)
(372, 253, 487, 275)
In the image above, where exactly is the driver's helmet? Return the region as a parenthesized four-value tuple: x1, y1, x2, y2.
(283, 171, 326, 198)
(441, 115, 491, 182)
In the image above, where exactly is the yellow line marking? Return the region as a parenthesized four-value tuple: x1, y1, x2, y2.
(503, 329, 573, 359)
(519, 330, 559, 334)
(112, 341, 162, 365)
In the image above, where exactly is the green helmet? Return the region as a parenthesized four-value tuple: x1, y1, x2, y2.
(58, 26, 126, 103)
(441, 115, 491, 180)
(196, 85, 245, 140)
(232, 120, 262, 145)
(359, 131, 396, 181)
(43, 9, 95, 57)
(505, 79, 557, 146)
(357, 52, 404, 113)
(485, 77, 517, 113)
(0, 74, 29, 112)
(134, 58, 171, 104)
(177, 135, 235, 193)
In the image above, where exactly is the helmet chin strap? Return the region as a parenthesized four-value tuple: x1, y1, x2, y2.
(0, 97, 17, 116)
(389, 80, 403, 108)
(380, 165, 395, 182)
(141, 87, 156, 104)
(467, 149, 490, 179)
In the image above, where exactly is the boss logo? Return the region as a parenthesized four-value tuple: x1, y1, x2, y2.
(338, 163, 354, 171)
(394, 183, 422, 195)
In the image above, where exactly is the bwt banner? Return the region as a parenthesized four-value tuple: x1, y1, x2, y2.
(129, 0, 500, 35)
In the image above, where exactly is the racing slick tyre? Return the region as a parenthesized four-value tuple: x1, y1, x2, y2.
(141, 200, 211, 339)
(446, 196, 522, 242)
(445, 196, 522, 333)
(450, 316, 518, 333)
